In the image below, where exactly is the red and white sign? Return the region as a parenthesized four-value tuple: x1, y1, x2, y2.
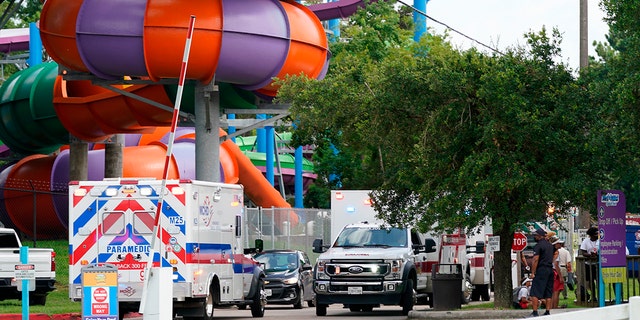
(92, 303, 108, 314)
(92, 287, 108, 303)
(512, 232, 528, 251)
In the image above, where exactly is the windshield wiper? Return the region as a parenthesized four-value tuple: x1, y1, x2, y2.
(363, 244, 391, 248)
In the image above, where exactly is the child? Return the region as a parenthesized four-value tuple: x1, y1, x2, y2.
(513, 278, 532, 309)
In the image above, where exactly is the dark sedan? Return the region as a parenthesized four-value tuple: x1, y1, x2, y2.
(254, 249, 314, 309)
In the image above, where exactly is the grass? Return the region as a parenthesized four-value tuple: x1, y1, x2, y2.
(0, 239, 81, 315)
(461, 286, 585, 310)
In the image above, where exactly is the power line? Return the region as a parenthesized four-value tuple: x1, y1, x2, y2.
(396, 0, 505, 55)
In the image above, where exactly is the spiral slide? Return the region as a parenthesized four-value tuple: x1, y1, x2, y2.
(0, 0, 372, 238)
(0, 63, 314, 238)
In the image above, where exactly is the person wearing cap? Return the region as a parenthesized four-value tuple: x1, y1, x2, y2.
(528, 228, 554, 317)
(514, 277, 533, 309)
(579, 226, 599, 302)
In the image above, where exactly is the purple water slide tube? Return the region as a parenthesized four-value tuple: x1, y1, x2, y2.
(307, 0, 371, 21)
(73, 0, 299, 89)
(50, 140, 198, 229)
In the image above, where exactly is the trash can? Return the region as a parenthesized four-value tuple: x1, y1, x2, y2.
(431, 263, 463, 310)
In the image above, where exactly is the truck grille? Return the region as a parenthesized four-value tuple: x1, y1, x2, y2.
(330, 282, 383, 292)
(325, 262, 389, 277)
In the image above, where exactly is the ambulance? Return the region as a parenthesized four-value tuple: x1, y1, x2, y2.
(68, 178, 266, 318)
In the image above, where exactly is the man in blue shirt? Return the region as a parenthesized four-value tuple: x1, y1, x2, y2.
(528, 228, 554, 317)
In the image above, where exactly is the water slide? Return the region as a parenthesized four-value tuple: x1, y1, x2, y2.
(0, 0, 367, 238)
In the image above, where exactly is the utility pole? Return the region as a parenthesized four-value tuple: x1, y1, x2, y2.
(579, 0, 588, 69)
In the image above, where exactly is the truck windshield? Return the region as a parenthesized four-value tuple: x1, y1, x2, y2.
(334, 227, 407, 248)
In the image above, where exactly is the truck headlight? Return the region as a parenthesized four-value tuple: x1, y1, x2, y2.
(385, 260, 402, 279)
(391, 260, 402, 273)
(283, 277, 298, 285)
(316, 260, 329, 279)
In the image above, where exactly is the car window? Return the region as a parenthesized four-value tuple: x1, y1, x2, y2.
(254, 252, 299, 271)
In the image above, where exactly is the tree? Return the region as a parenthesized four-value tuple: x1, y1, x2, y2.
(590, 0, 640, 212)
(278, 2, 605, 308)
(0, 0, 40, 29)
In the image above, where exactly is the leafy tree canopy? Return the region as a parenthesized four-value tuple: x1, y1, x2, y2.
(276, 0, 611, 308)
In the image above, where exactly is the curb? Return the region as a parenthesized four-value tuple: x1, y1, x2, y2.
(408, 308, 588, 320)
(0, 313, 142, 320)
(0, 314, 81, 320)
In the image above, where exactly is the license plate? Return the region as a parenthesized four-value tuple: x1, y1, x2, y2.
(348, 287, 363, 295)
(265, 289, 272, 296)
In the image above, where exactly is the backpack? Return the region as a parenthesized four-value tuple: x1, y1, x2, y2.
(512, 286, 524, 303)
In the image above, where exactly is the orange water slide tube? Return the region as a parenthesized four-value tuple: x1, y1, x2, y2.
(39, 0, 329, 96)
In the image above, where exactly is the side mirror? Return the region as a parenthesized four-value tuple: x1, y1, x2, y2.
(423, 238, 437, 253)
(255, 239, 263, 253)
(244, 238, 264, 255)
(312, 238, 325, 253)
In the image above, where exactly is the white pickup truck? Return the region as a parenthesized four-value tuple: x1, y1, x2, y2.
(312, 221, 438, 316)
(0, 228, 56, 305)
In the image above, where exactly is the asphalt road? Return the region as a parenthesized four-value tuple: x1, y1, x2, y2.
(171, 304, 410, 320)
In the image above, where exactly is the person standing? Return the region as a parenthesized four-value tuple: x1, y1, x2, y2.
(551, 238, 565, 308)
(579, 226, 599, 302)
(528, 228, 554, 317)
(556, 240, 572, 299)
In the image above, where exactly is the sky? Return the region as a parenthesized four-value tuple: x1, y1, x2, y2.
(424, 0, 609, 71)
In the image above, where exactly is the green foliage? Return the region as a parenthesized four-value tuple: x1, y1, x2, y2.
(0, 0, 41, 28)
(0, 240, 81, 315)
(277, 2, 617, 308)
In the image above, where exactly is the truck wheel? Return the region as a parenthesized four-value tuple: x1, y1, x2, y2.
(471, 288, 480, 301)
(251, 279, 265, 317)
(479, 284, 491, 301)
(293, 286, 303, 309)
(401, 279, 415, 316)
(29, 294, 47, 306)
(316, 304, 327, 316)
(361, 305, 374, 312)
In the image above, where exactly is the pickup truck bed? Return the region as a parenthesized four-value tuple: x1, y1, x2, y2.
(0, 228, 56, 305)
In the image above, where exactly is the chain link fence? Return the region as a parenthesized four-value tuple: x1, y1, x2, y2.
(244, 207, 331, 262)
(0, 179, 334, 258)
(0, 178, 68, 246)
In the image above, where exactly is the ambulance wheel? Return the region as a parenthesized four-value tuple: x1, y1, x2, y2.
(461, 276, 473, 304)
(251, 279, 265, 317)
(203, 286, 215, 320)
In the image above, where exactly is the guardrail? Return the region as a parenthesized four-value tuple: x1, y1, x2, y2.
(575, 255, 640, 307)
(545, 296, 640, 320)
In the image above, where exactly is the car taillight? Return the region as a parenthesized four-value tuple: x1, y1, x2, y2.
(51, 251, 56, 272)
